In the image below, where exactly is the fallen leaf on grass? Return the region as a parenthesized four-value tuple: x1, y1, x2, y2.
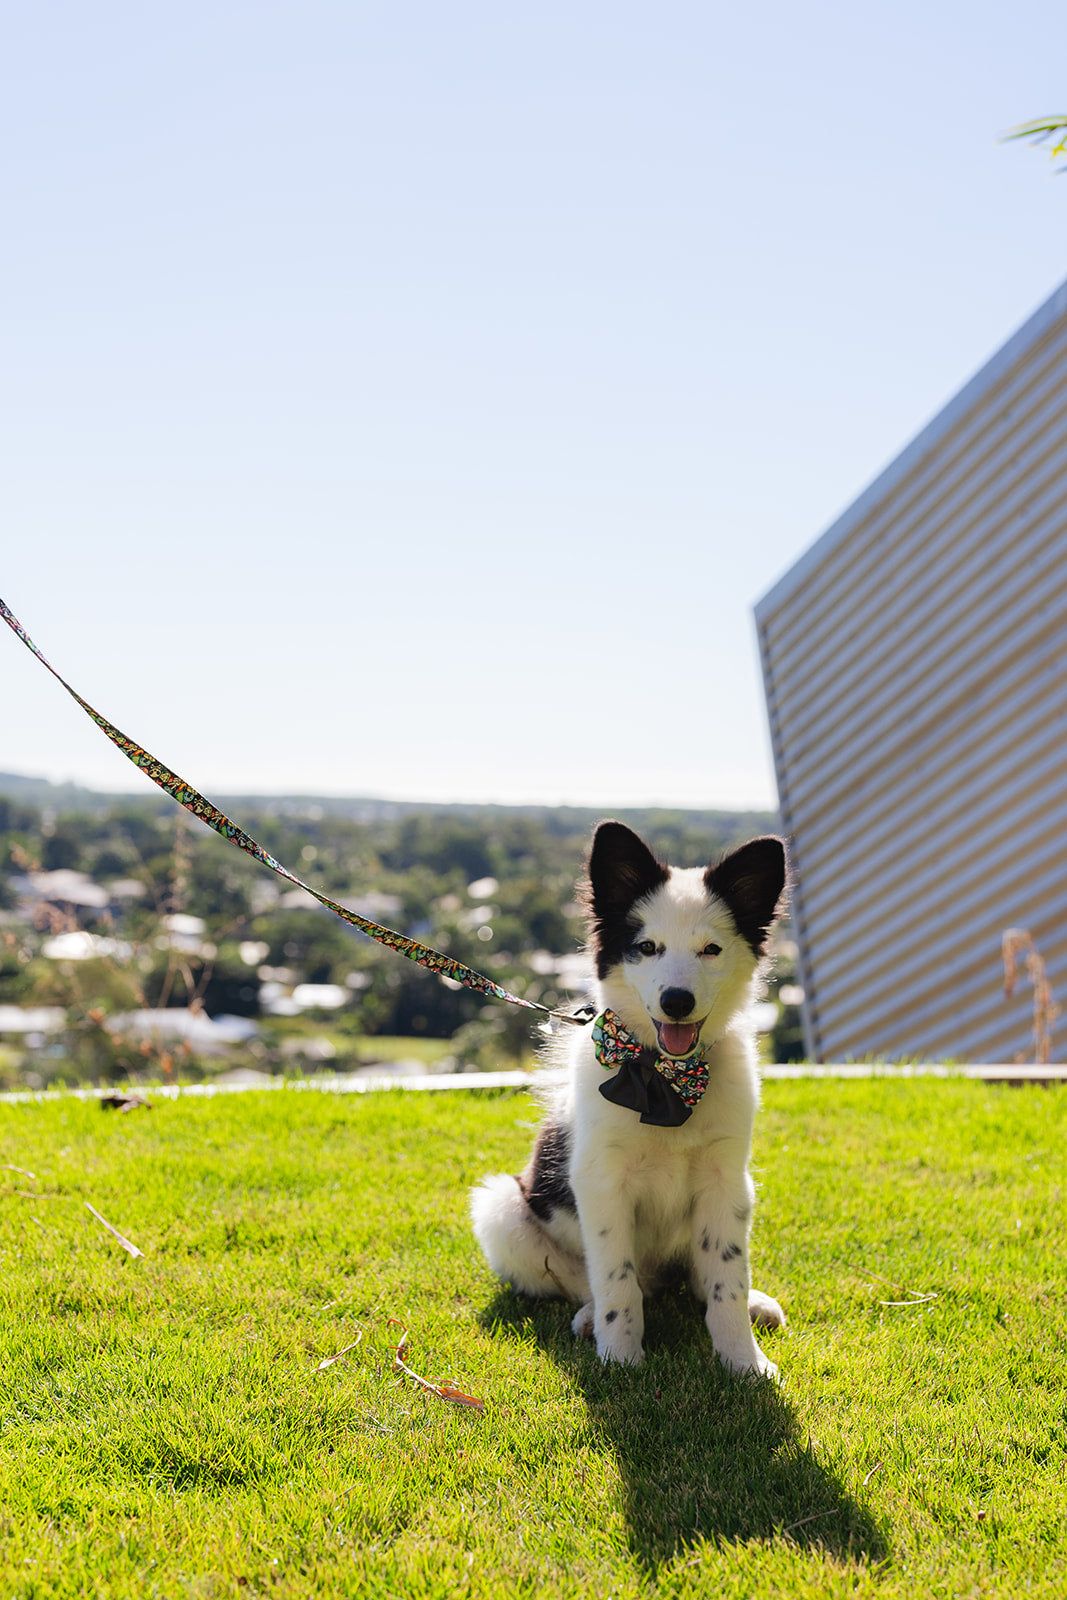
(4, 1164, 36, 1180)
(392, 1327, 485, 1414)
(314, 1333, 363, 1371)
(432, 1384, 486, 1412)
(85, 1202, 144, 1258)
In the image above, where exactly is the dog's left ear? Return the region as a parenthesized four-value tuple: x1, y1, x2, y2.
(705, 837, 787, 956)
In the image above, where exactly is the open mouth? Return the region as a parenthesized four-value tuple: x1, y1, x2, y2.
(654, 1019, 704, 1058)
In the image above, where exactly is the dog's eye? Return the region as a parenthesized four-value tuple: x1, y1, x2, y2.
(700, 942, 722, 958)
(635, 939, 657, 957)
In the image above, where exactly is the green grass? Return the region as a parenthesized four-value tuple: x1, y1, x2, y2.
(0, 1080, 1064, 1598)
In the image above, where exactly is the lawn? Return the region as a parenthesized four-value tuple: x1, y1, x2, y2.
(0, 1079, 1064, 1598)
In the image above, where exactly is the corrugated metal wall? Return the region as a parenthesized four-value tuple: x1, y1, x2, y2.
(755, 280, 1067, 1064)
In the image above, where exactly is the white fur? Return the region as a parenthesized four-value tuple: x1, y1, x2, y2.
(471, 862, 786, 1376)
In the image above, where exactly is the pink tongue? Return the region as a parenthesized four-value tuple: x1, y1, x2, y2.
(660, 1022, 698, 1057)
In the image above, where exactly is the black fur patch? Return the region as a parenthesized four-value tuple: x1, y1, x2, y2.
(704, 836, 787, 956)
(583, 821, 669, 979)
(518, 1123, 576, 1222)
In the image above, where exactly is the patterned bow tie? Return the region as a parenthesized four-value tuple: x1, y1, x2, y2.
(590, 1008, 710, 1126)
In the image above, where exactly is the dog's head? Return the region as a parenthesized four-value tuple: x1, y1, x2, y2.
(583, 821, 787, 1055)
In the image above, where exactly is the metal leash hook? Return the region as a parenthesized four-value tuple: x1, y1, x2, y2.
(0, 596, 586, 1027)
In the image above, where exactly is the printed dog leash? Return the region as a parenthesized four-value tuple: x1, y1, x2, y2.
(1, 597, 584, 1026)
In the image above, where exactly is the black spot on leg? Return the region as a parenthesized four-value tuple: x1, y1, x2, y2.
(700, 1230, 710, 1253)
(721, 1243, 742, 1262)
(605, 1310, 618, 1324)
(598, 1228, 610, 1238)
(730, 1293, 738, 1301)
(713, 1283, 722, 1302)
(733, 1203, 751, 1223)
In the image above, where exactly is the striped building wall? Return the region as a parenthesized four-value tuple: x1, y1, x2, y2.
(755, 280, 1067, 1064)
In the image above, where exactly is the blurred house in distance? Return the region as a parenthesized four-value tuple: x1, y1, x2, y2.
(756, 278, 1067, 1064)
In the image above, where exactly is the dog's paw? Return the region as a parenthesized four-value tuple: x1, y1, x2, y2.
(571, 1302, 595, 1340)
(748, 1288, 787, 1329)
(596, 1337, 645, 1366)
(723, 1344, 780, 1382)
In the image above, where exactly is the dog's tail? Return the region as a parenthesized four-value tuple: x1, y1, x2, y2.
(470, 1174, 589, 1301)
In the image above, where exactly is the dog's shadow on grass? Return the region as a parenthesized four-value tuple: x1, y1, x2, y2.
(479, 1286, 887, 1573)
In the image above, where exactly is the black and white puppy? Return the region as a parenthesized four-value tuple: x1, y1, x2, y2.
(470, 821, 788, 1375)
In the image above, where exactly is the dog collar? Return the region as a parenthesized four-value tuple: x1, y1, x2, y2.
(590, 1008, 710, 1126)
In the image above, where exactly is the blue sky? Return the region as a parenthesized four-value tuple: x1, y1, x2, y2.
(4, 0, 1065, 808)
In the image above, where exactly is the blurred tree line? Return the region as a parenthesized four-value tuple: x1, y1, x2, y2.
(0, 786, 803, 1057)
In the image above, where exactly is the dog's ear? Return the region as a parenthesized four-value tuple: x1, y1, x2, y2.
(587, 821, 668, 922)
(705, 837, 787, 956)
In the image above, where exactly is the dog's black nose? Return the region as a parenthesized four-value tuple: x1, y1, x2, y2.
(660, 987, 695, 1019)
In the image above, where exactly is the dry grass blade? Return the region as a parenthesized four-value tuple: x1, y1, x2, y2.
(782, 1511, 835, 1536)
(863, 1460, 885, 1486)
(4, 1164, 36, 1180)
(392, 1328, 485, 1414)
(313, 1333, 363, 1372)
(848, 1261, 936, 1304)
(542, 1254, 574, 1299)
(85, 1202, 144, 1259)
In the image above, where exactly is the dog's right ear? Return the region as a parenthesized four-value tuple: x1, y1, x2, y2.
(587, 821, 668, 922)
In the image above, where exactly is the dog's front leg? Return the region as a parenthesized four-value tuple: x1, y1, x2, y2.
(692, 1155, 777, 1379)
(572, 1175, 644, 1365)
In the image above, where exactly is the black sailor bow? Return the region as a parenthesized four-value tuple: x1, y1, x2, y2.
(590, 1008, 711, 1127)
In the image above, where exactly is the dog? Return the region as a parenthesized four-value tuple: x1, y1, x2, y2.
(470, 820, 787, 1375)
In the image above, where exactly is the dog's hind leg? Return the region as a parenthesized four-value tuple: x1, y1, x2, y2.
(470, 1174, 590, 1301)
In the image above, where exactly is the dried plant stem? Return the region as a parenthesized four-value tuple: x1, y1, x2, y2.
(85, 1202, 144, 1259)
(392, 1328, 485, 1413)
(1002, 928, 1060, 1065)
